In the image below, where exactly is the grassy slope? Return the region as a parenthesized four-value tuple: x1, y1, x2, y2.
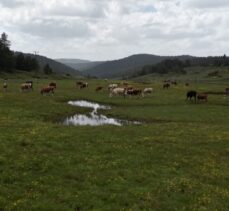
(0, 74, 228, 210)
(132, 66, 229, 84)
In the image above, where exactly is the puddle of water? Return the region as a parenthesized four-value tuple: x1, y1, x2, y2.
(68, 100, 110, 111)
(64, 100, 140, 126)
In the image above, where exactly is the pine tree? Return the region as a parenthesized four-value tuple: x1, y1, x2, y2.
(43, 64, 53, 74)
(0, 32, 14, 71)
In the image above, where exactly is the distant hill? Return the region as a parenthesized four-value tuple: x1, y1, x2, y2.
(56, 58, 91, 64)
(19, 53, 82, 76)
(56, 58, 104, 72)
(83, 54, 195, 78)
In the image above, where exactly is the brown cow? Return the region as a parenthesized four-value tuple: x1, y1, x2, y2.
(40, 86, 55, 95)
(126, 89, 142, 97)
(25, 81, 33, 90)
(21, 83, 32, 92)
(225, 87, 229, 96)
(76, 81, 83, 86)
(80, 82, 88, 89)
(163, 83, 170, 89)
(185, 83, 190, 86)
(126, 87, 133, 91)
(76, 81, 84, 88)
(122, 82, 129, 86)
(197, 93, 208, 102)
(49, 82, 56, 89)
(95, 86, 103, 92)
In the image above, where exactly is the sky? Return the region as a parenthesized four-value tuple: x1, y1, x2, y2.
(0, 0, 228, 61)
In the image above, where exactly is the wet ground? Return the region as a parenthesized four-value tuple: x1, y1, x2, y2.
(64, 100, 140, 126)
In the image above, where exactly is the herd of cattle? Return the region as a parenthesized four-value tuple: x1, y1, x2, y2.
(19, 81, 57, 95)
(2, 79, 229, 102)
(69, 81, 153, 98)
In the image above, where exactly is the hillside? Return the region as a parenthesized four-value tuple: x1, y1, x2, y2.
(56, 59, 104, 72)
(83, 54, 194, 78)
(62, 61, 104, 72)
(131, 66, 229, 84)
(23, 54, 82, 76)
(56, 58, 91, 64)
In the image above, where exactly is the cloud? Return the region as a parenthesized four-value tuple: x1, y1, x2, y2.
(0, 0, 24, 8)
(0, 0, 228, 60)
(19, 18, 92, 39)
(183, 0, 229, 9)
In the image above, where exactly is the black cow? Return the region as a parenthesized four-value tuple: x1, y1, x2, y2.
(186, 90, 197, 102)
(163, 83, 170, 89)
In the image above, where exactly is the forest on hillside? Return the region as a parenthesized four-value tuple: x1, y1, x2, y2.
(131, 55, 229, 78)
(0, 32, 40, 73)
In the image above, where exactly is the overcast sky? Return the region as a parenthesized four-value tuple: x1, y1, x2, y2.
(0, 0, 228, 61)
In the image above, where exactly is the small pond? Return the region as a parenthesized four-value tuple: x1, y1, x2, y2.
(64, 100, 140, 126)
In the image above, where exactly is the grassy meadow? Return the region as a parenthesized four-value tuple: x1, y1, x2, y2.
(0, 73, 229, 210)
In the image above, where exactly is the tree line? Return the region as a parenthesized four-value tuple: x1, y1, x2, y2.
(0, 32, 52, 74)
(132, 55, 229, 78)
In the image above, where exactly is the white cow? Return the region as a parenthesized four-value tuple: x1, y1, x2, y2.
(109, 88, 126, 98)
(108, 83, 118, 90)
(142, 88, 153, 97)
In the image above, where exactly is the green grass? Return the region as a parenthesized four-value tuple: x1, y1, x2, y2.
(0, 74, 229, 210)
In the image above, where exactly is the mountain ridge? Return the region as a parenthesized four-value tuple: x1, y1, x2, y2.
(82, 54, 196, 78)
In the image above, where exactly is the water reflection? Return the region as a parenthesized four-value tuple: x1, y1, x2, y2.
(64, 100, 140, 126)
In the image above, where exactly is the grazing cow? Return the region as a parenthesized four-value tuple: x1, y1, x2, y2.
(110, 87, 126, 98)
(142, 88, 153, 97)
(40, 86, 55, 95)
(80, 82, 88, 89)
(3, 80, 7, 92)
(26, 81, 33, 90)
(108, 83, 118, 90)
(126, 89, 142, 98)
(126, 86, 133, 91)
(95, 86, 103, 92)
(225, 87, 229, 96)
(171, 81, 177, 85)
(76, 81, 83, 88)
(49, 82, 56, 89)
(186, 90, 197, 102)
(163, 83, 170, 89)
(185, 83, 190, 86)
(21, 83, 32, 92)
(197, 93, 208, 102)
(122, 82, 129, 86)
